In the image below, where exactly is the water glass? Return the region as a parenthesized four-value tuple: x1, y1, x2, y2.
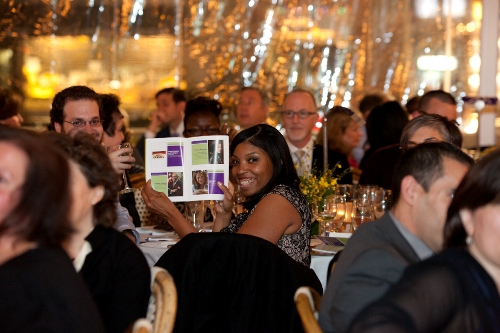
(336, 184, 353, 201)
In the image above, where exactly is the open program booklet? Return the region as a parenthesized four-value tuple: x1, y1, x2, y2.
(145, 135, 229, 202)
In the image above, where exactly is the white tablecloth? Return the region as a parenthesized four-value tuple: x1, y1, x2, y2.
(310, 254, 335, 291)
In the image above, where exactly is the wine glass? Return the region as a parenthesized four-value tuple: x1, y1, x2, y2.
(352, 201, 375, 230)
(206, 200, 217, 220)
(331, 196, 346, 233)
(316, 196, 337, 236)
(107, 142, 136, 194)
(186, 201, 203, 230)
(309, 199, 319, 223)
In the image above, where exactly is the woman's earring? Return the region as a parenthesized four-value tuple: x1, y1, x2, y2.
(466, 235, 473, 246)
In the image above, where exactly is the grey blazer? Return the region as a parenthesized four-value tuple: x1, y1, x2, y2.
(318, 213, 421, 333)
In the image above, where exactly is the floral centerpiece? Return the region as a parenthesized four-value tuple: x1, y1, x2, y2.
(299, 163, 350, 235)
(299, 163, 348, 203)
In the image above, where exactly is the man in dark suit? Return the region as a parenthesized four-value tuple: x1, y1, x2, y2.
(318, 142, 473, 333)
(281, 89, 351, 184)
(136, 88, 186, 158)
(168, 172, 183, 196)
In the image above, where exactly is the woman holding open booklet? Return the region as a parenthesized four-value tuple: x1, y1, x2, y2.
(142, 124, 311, 266)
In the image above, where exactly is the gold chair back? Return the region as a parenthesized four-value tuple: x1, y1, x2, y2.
(148, 267, 177, 333)
(294, 286, 323, 333)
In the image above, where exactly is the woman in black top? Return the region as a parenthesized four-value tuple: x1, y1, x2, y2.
(0, 126, 104, 332)
(44, 132, 151, 333)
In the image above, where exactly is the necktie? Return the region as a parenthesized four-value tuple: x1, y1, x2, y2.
(294, 150, 306, 177)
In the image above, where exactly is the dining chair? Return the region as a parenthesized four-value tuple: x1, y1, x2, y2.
(148, 267, 177, 333)
(129, 318, 153, 333)
(155, 232, 322, 333)
(294, 286, 323, 333)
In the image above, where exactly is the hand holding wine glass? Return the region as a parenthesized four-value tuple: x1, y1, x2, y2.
(106, 142, 137, 194)
(107, 142, 135, 174)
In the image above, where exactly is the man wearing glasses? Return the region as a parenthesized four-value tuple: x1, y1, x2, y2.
(281, 89, 351, 183)
(49, 85, 139, 243)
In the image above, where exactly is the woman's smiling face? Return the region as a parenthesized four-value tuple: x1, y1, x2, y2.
(231, 142, 273, 197)
(196, 172, 206, 185)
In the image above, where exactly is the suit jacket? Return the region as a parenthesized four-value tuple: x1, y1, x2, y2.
(318, 213, 421, 333)
(136, 126, 171, 159)
(168, 180, 183, 196)
(312, 145, 352, 184)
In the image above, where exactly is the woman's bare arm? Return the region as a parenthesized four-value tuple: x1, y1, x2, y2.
(236, 194, 302, 244)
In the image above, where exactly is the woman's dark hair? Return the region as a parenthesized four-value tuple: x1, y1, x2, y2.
(183, 97, 222, 128)
(0, 126, 73, 246)
(366, 101, 409, 151)
(42, 132, 119, 227)
(231, 124, 300, 210)
(444, 148, 500, 249)
(101, 93, 124, 137)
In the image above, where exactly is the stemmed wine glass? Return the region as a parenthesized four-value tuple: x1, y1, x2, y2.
(107, 142, 137, 194)
(332, 196, 347, 233)
(315, 196, 337, 236)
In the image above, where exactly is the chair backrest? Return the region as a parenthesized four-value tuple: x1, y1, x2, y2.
(294, 287, 323, 333)
(129, 318, 153, 333)
(155, 232, 322, 333)
(148, 267, 177, 333)
(134, 187, 151, 226)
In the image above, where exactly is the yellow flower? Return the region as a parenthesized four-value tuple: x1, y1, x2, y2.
(299, 165, 350, 202)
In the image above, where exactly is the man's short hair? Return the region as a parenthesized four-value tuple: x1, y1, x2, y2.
(49, 86, 103, 127)
(418, 90, 456, 113)
(155, 88, 186, 103)
(359, 92, 388, 115)
(392, 142, 473, 204)
(241, 86, 270, 107)
(400, 114, 463, 150)
(284, 88, 317, 109)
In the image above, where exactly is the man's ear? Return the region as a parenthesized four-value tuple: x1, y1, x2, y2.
(90, 185, 105, 206)
(399, 175, 420, 206)
(177, 101, 186, 114)
(54, 122, 62, 133)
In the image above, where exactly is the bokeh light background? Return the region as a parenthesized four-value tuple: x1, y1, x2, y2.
(0, 0, 487, 128)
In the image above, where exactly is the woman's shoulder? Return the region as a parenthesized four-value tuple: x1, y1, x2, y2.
(260, 185, 309, 220)
(266, 184, 306, 204)
(268, 184, 303, 197)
